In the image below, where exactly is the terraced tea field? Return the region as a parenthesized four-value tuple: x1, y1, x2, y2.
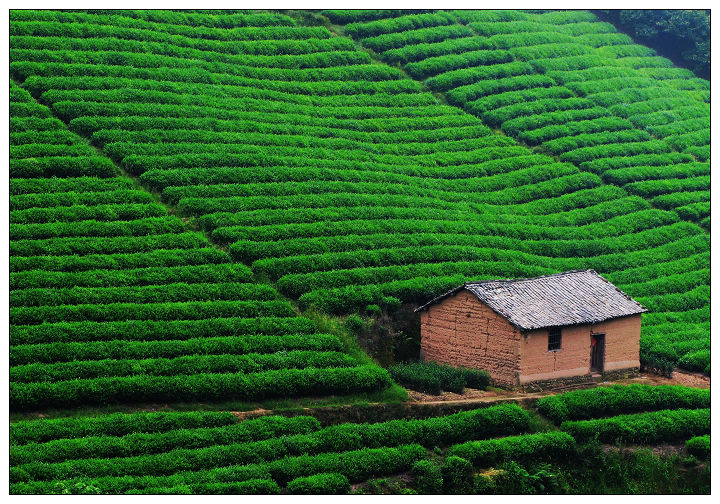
(7, 8, 711, 495)
(10, 385, 710, 494)
(9, 9, 710, 375)
(9, 80, 390, 411)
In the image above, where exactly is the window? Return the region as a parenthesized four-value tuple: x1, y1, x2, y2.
(548, 328, 562, 351)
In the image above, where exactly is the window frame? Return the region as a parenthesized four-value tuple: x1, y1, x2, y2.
(548, 327, 562, 352)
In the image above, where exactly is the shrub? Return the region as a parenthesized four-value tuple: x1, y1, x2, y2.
(441, 456, 473, 494)
(537, 384, 710, 423)
(388, 361, 490, 394)
(685, 435, 710, 460)
(561, 408, 710, 444)
(448, 432, 576, 467)
(287, 473, 351, 494)
(412, 460, 443, 494)
(344, 314, 365, 333)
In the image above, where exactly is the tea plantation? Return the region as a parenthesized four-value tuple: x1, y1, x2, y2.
(8, 8, 711, 494)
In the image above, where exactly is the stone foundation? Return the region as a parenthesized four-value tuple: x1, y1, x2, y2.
(599, 367, 640, 381)
(520, 374, 594, 393)
(519, 367, 640, 392)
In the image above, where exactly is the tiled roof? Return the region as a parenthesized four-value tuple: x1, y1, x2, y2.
(415, 270, 647, 330)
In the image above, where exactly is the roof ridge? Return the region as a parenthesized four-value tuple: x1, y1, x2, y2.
(464, 269, 596, 286)
(415, 270, 647, 329)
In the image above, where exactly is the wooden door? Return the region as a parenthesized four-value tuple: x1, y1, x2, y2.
(590, 333, 605, 372)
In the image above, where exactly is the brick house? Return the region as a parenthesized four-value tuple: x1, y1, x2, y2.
(415, 270, 647, 386)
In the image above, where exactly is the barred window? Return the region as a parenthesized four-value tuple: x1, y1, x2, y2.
(548, 328, 562, 351)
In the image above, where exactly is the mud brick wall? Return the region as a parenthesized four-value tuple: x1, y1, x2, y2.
(419, 290, 521, 385)
(519, 325, 591, 383)
(591, 314, 642, 371)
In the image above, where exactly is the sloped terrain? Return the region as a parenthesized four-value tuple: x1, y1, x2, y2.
(9, 9, 709, 374)
(10, 385, 710, 494)
(7, 9, 712, 495)
(9, 80, 390, 411)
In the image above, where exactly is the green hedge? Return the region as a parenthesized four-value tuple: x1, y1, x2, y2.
(561, 408, 710, 444)
(11, 415, 320, 464)
(388, 361, 490, 394)
(10, 365, 391, 410)
(288, 473, 351, 494)
(685, 435, 710, 460)
(11, 410, 240, 445)
(448, 432, 576, 467)
(537, 384, 710, 423)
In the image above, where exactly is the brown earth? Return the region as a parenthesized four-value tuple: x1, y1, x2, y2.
(405, 369, 709, 405)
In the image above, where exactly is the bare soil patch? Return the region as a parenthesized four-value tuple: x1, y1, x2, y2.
(612, 370, 710, 389)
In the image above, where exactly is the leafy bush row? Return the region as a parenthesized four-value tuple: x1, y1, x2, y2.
(288, 473, 350, 494)
(10, 282, 278, 308)
(11, 19, 330, 44)
(10, 216, 185, 241)
(361, 24, 472, 52)
(345, 12, 455, 39)
(12, 405, 527, 480)
(537, 384, 710, 424)
(561, 408, 710, 444)
(11, 444, 426, 493)
(10, 333, 340, 366)
(252, 222, 698, 280)
(10, 299, 295, 325)
(9, 175, 134, 195)
(10, 188, 155, 211)
(11, 248, 230, 275)
(10, 365, 392, 410)
(11, 410, 241, 445)
(10, 231, 210, 258)
(448, 431, 576, 467)
(8, 257, 244, 289)
(11, 9, 296, 29)
(11, 350, 357, 383)
(388, 361, 490, 394)
(10, 155, 116, 178)
(10, 316, 319, 346)
(11, 415, 320, 463)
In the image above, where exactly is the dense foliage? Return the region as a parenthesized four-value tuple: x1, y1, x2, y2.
(10, 405, 529, 493)
(8, 78, 388, 409)
(388, 361, 491, 394)
(595, 10, 710, 80)
(561, 408, 710, 444)
(537, 384, 710, 423)
(324, 9, 709, 373)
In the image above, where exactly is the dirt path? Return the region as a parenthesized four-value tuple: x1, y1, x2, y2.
(232, 369, 709, 423)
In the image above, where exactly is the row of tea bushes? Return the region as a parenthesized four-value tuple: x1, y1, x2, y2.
(9, 10, 709, 374)
(325, 9, 709, 373)
(536, 384, 710, 423)
(11, 405, 529, 493)
(8, 79, 389, 408)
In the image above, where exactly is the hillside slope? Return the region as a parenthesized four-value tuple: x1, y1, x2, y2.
(8, 9, 709, 376)
(327, 9, 710, 226)
(9, 80, 390, 411)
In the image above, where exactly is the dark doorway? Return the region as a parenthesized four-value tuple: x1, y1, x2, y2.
(590, 333, 605, 372)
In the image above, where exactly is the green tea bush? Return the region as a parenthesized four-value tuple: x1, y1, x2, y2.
(412, 460, 443, 494)
(537, 384, 710, 423)
(685, 435, 710, 460)
(441, 456, 473, 494)
(388, 361, 490, 394)
(287, 473, 351, 494)
(10, 365, 392, 410)
(11, 415, 320, 464)
(561, 408, 710, 444)
(448, 432, 576, 468)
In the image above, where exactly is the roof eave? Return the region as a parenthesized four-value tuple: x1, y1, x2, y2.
(413, 284, 467, 313)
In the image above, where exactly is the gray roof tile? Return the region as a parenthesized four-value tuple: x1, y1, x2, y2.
(416, 270, 647, 330)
